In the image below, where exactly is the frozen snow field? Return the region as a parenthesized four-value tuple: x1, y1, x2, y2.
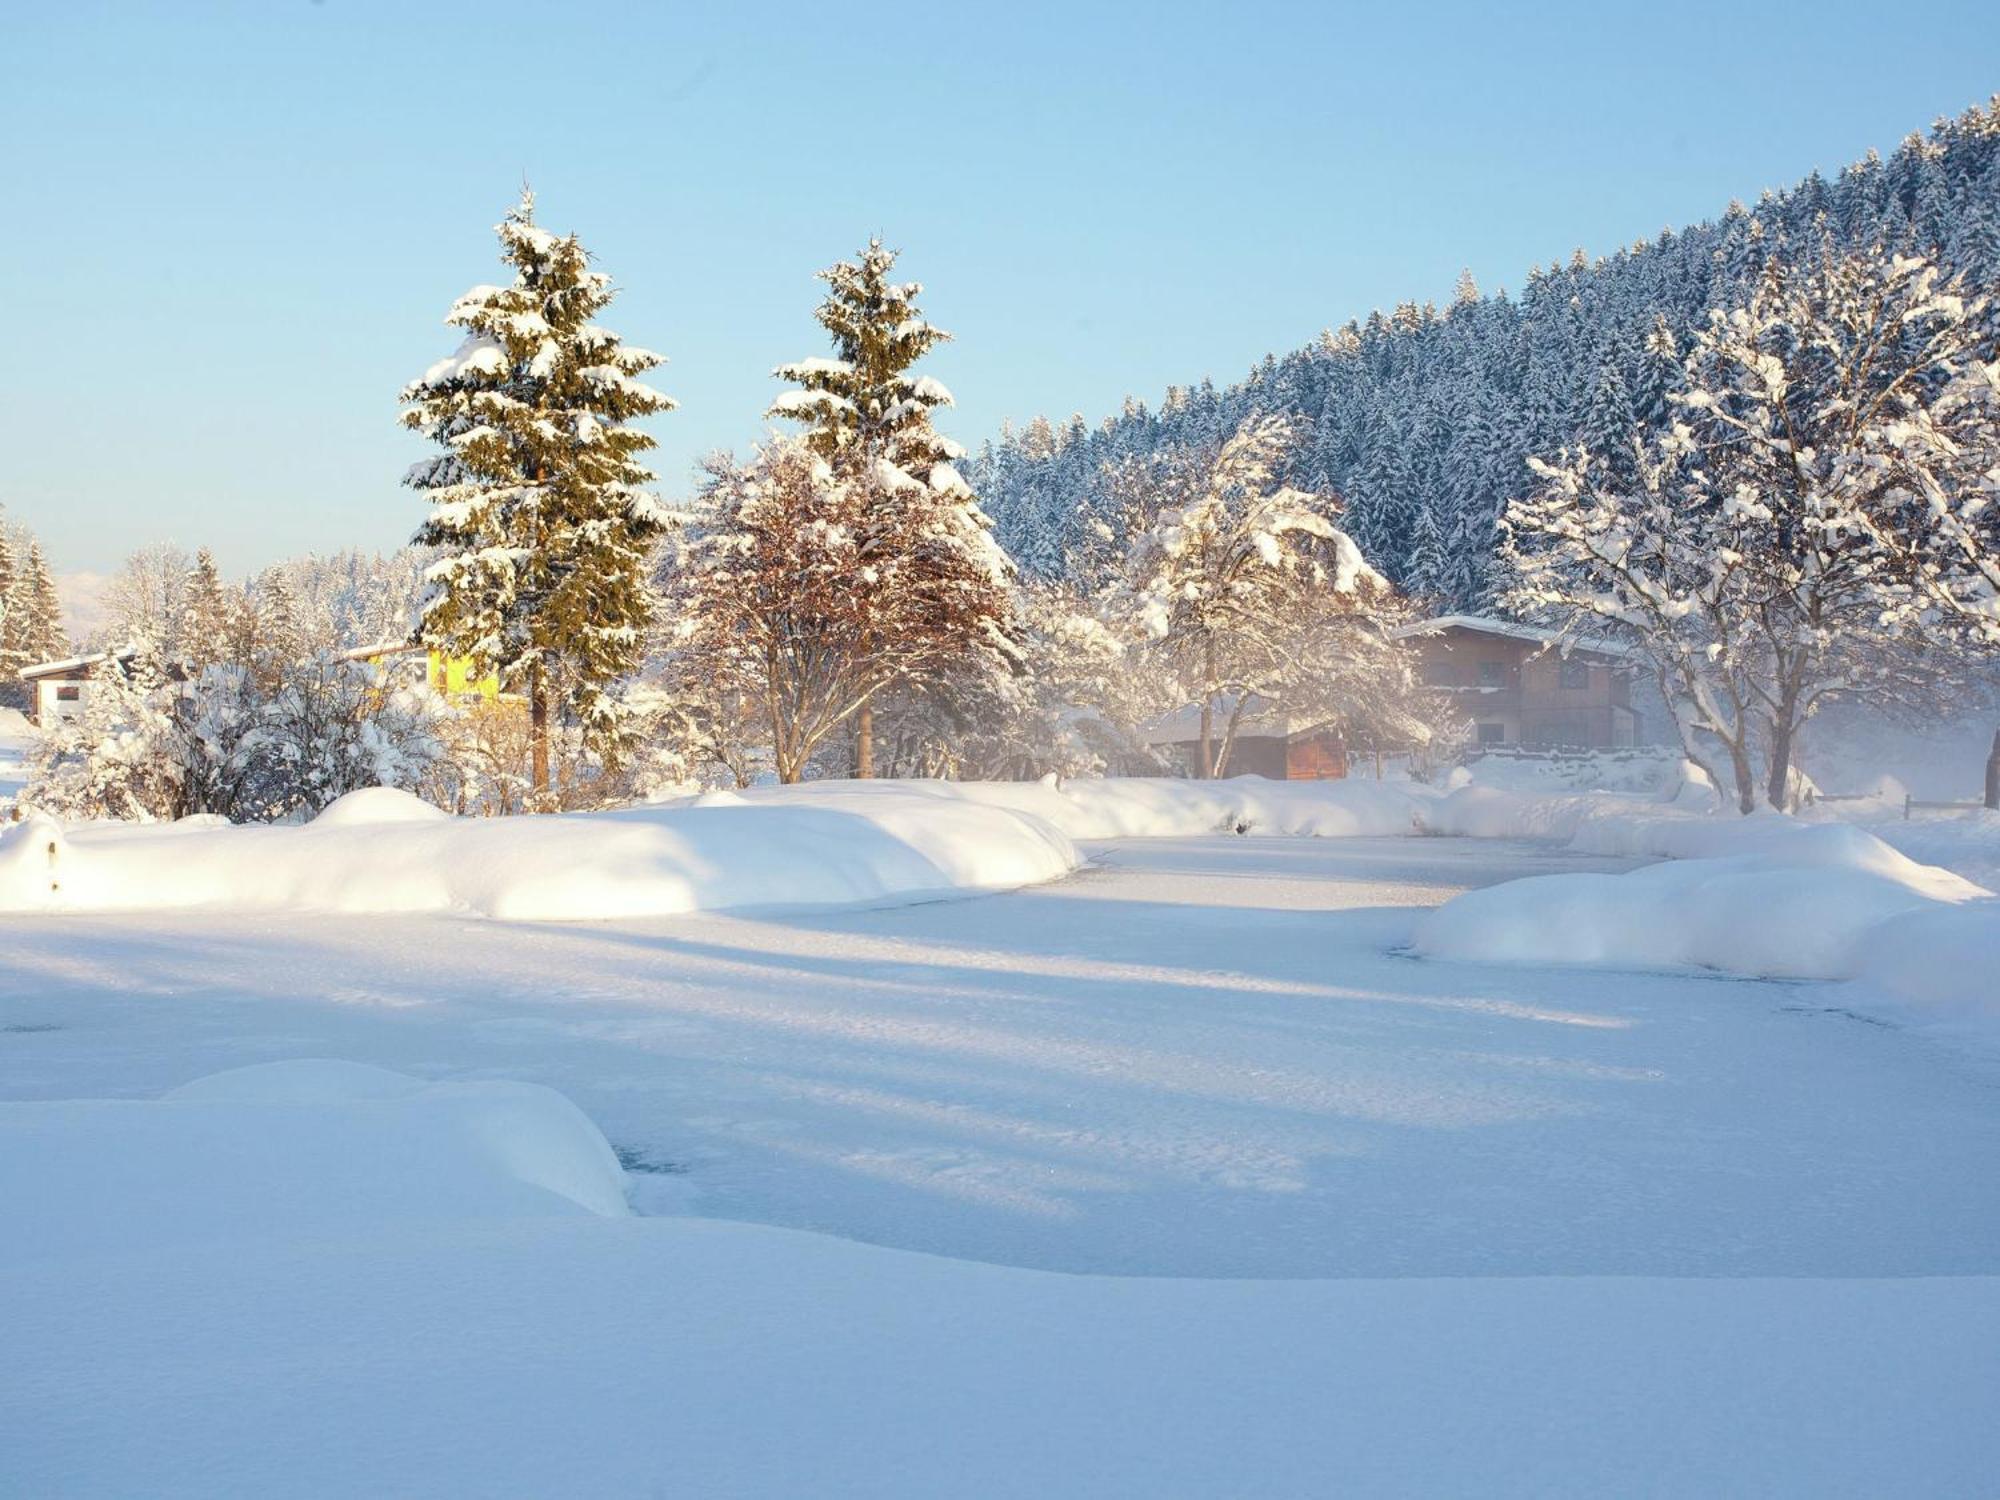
(3, 819, 1998, 1495)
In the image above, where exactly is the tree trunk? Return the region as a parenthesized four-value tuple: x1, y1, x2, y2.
(1197, 697, 1214, 780)
(1765, 716, 1796, 812)
(855, 701, 874, 779)
(1214, 698, 1249, 780)
(529, 667, 552, 812)
(1727, 736, 1757, 815)
(1985, 728, 2000, 811)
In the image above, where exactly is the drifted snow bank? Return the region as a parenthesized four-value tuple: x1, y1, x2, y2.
(1416, 822, 1999, 1025)
(0, 777, 1454, 920)
(818, 774, 1435, 840)
(0, 784, 1083, 920)
(0, 1060, 629, 1262)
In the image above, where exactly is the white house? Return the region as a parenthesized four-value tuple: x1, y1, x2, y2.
(19, 648, 138, 727)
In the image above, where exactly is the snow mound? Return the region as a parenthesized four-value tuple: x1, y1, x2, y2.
(1415, 823, 1989, 980)
(311, 786, 451, 827)
(888, 774, 1433, 840)
(0, 785, 1080, 920)
(0, 1061, 630, 1262)
(1417, 784, 1613, 841)
(1854, 898, 2000, 1038)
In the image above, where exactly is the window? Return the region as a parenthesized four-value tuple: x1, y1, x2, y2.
(1421, 657, 1456, 686)
(1559, 661, 1591, 690)
(1477, 722, 1506, 745)
(54, 685, 80, 702)
(1477, 661, 1506, 687)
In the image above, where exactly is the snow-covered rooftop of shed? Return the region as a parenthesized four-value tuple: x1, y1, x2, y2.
(20, 647, 138, 680)
(1391, 614, 1636, 659)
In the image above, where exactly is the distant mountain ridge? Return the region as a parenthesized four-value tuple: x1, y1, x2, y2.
(972, 97, 2000, 606)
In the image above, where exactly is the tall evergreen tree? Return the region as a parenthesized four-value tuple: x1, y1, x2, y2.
(0, 522, 22, 700)
(17, 542, 68, 666)
(766, 239, 1014, 776)
(181, 548, 232, 670)
(253, 568, 303, 682)
(403, 191, 674, 805)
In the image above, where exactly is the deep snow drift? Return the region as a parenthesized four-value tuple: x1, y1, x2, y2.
(0, 784, 1084, 920)
(1, 1060, 630, 1263)
(0, 776, 1448, 920)
(1417, 819, 2000, 1037)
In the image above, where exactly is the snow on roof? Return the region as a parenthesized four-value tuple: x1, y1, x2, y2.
(342, 641, 424, 663)
(1140, 697, 1340, 746)
(1390, 614, 1636, 660)
(20, 646, 138, 680)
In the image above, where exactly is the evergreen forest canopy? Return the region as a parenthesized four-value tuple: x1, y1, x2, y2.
(971, 97, 2000, 608)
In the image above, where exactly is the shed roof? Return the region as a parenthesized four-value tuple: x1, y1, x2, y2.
(20, 646, 139, 681)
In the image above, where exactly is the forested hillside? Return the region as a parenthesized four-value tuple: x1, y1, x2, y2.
(974, 98, 2000, 606)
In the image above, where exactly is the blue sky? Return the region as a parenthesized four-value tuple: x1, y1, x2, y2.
(5, 0, 1998, 588)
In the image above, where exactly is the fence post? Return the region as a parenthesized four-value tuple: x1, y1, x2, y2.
(1986, 728, 2000, 811)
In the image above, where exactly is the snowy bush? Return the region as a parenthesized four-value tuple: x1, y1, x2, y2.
(24, 648, 445, 824)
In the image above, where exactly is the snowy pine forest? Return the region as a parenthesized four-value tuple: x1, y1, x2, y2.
(975, 98, 2000, 605)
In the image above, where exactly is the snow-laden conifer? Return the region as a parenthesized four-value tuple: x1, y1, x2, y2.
(765, 239, 1014, 775)
(402, 191, 673, 805)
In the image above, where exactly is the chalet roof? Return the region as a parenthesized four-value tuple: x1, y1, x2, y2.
(20, 646, 139, 681)
(1390, 613, 1636, 661)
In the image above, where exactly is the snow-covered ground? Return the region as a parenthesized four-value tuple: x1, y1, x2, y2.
(4, 830, 1998, 1495)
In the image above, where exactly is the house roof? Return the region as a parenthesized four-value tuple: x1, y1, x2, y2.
(20, 646, 138, 681)
(1390, 613, 1636, 660)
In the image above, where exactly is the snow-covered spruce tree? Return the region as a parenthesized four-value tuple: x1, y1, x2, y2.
(1113, 414, 1413, 779)
(765, 238, 1014, 776)
(181, 549, 232, 671)
(402, 191, 673, 808)
(1504, 245, 2000, 812)
(16, 541, 68, 665)
(249, 567, 305, 687)
(0, 522, 22, 702)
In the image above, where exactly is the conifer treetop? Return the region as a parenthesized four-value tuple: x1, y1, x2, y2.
(767, 238, 965, 481)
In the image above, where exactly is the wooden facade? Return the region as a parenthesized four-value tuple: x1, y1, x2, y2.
(1160, 721, 1351, 781)
(1405, 618, 1640, 750)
